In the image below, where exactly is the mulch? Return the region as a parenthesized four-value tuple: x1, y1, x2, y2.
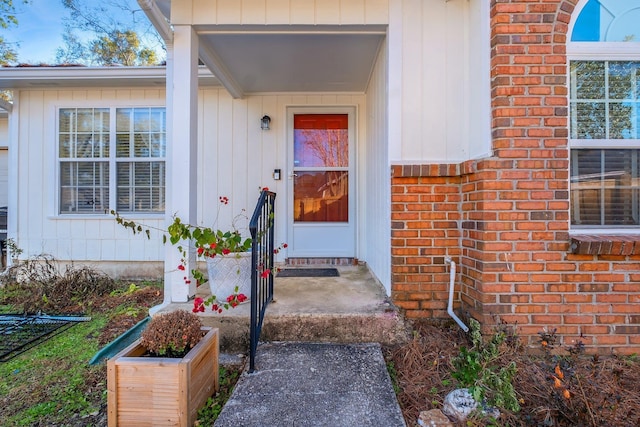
(385, 320, 640, 427)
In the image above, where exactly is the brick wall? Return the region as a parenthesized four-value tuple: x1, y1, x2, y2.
(391, 0, 640, 355)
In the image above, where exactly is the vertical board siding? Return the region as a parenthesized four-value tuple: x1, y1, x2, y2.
(197, 90, 367, 263)
(183, 0, 388, 25)
(364, 41, 391, 293)
(389, 0, 488, 163)
(443, 0, 468, 160)
(15, 88, 166, 265)
(467, 0, 491, 159)
(15, 86, 367, 269)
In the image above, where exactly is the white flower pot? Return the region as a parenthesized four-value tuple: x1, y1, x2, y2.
(206, 252, 252, 300)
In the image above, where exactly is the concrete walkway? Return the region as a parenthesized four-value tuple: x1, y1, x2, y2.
(214, 342, 407, 427)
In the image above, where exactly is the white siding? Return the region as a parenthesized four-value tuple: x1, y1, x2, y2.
(363, 40, 391, 293)
(0, 149, 7, 208)
(13, 87, 368, 274)
(388, 0, 491, 163)
(196, 89, 367, 263)
(13, 88, 166, 269)
(0, 117, 7, 207)
(174, 0, 388, 25)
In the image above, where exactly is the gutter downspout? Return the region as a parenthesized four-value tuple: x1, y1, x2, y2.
(445, 256, 469, 332)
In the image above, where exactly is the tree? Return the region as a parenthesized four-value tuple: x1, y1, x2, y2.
(0, 0, 30, 65)
(54, 26, 88, 65)
(55, 0, 163, 66)
(91, 30, 156, 66)
(0, 0, 28, 29)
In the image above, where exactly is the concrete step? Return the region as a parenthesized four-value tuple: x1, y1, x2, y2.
(156, 265, 411, 352)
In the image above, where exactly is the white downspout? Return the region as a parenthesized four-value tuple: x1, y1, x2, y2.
(445, 256, 469, 332)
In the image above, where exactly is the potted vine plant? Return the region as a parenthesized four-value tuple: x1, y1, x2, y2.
(107, 310, 219, 427)
(167, 196, 253, 308)
(113, 190, 285, 314)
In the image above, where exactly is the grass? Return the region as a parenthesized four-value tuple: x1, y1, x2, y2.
(196, 366, 242, 425)
(0, 272, 243, 427)
(0, 314, 109, 426)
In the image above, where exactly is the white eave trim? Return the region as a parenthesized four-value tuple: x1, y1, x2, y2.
(0, 66, 220, 88)
(0, 66, 166, 82)
(198, 44, 244, 99)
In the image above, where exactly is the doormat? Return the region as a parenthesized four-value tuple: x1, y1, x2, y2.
(277, 268, 339, 278)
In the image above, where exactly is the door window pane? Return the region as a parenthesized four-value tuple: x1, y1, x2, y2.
(294, 114, 348, 167)
(293, 171, 348, 222)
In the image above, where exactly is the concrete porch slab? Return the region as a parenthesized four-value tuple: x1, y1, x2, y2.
(156, 265, 410, 352)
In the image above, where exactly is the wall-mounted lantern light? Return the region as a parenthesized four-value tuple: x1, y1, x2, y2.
(261, 115, 271, 130)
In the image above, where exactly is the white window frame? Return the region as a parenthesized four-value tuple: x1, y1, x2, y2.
(567, 47, 640, 234)
(56, 104, 166, 217)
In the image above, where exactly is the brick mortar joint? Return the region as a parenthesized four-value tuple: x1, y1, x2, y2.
(391, 159, 487, 178)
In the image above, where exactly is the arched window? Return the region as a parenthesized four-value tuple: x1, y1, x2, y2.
(569, 1, 640, 229)
(572, 0, 640, 42)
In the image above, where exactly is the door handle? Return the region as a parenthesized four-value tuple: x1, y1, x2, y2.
(288, 172, 298, 179)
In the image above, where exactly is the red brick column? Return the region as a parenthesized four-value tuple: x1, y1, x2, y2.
(467, 0, 575, 334)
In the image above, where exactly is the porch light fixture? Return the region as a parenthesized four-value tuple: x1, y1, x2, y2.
(261, 115, 271, 130)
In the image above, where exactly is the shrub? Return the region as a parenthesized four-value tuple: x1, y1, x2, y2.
(0, 254, 117, 313)
(451, 318, 520, 413)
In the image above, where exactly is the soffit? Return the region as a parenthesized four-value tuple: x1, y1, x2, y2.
(196, 26, 385, 95)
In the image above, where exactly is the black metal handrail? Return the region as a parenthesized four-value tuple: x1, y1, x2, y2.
(248, 190, 276, 372)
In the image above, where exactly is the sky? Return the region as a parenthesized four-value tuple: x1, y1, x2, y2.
(5, 0, 161, 65)
(8, 0, 68, 64)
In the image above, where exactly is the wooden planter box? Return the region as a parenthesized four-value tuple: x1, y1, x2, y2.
(107, 327, 219, 427)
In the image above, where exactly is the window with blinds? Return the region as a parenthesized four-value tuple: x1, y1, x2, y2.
(570, 61, 640, 227)
(58, 107, 166, 214)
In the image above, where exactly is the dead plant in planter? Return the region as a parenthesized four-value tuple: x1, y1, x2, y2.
(140, 309, 204, 357)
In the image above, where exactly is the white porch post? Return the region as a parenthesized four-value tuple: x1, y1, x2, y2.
(165, 25, 199, 303)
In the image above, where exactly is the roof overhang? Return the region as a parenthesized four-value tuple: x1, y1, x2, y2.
(142, 1, 386, 98)
(0, 66, 219, 89)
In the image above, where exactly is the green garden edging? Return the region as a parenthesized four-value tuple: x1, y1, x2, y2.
(88, 316, 150, 365)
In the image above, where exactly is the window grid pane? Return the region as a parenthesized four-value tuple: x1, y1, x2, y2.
(571, 149, 640, 226)
(116, 161, 165, 213)
(59, 161, 110, 214)
(116, 107, 166, 159)
(59, 108, 110, 159)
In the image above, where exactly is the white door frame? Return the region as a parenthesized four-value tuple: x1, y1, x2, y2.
(286, 106, 357, 258)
